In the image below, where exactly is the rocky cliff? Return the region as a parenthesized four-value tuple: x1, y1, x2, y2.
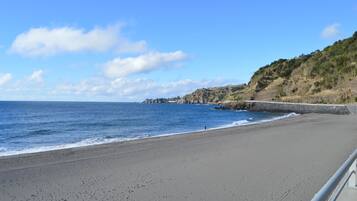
(180, 85, 245, 104)
(142, 85, 245, 104)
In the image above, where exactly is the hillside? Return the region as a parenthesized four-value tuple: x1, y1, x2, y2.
(144, 32, 357, 104)
(229, 31, 357, 104)
(180, 85, 245, 104)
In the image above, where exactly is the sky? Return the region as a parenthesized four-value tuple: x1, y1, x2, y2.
(0, 0, 356, 102)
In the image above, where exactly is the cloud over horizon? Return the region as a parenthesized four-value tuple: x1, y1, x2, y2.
(28, 70, 44, 83)
(104, 51, 188, 78)
(54, 77, 232, 101)
(0, 73, 12, 86)
(9, 25, 147, 57)
(321, 23, 340, 39)
(4, 23, 195, 101)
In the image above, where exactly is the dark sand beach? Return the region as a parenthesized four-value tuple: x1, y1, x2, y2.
(1, 114, 357, 201)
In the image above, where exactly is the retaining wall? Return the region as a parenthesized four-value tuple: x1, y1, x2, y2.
(245, 101, 356, 115)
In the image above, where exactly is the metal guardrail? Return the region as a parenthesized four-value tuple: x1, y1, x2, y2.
(311, 149, 357, 201)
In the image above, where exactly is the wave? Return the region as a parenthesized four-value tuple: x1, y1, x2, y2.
(0, 137, 137, 157)
(211, 112, 299, 129)
(0, 112, 299, 157)
(235, 110, 248, 112)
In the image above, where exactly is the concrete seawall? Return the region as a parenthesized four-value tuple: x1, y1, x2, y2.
(245, 101, 357, 115)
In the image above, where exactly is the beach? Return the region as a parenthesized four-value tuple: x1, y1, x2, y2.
(1, 114, 357, 201)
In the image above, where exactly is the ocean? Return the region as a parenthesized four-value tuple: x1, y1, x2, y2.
(0, 101, 296, 156)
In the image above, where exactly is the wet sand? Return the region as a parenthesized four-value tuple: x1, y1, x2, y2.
(1, 114, 357, 201)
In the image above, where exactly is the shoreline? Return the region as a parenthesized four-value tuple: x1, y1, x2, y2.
(0, 112, 298, 158)
(219, 100, 357, 114)
(0, 113, 305, 168)
(1, 113, 357, 200)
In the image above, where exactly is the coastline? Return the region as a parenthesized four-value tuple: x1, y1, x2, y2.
(3, 112, 302, 161)
(219, 100, 357, 115)
(1, 113, 357, 201)
(0, 111, 298, 158)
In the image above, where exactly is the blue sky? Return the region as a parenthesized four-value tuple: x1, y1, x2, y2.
(0, 0, 356, 101)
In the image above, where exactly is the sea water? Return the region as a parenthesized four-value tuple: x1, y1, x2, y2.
(0, 101, 296, 156)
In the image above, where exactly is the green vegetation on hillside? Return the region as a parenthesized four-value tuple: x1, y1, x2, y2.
(144, 32, 357, 104)
(181, 85, 245, 104)
(229, 31, 357, 104)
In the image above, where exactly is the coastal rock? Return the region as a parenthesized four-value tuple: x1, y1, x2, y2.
(215, 101, 249, 110)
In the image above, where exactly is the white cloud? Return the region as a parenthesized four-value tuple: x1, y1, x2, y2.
(28, 70, 44, 83)
(0, 72, 48, 100)
(54, 78, 232, 101)
(321, 23, 340, 39)
(0, 73, 12, 86)
(104, 51, 188, 78)
(10, 25, 147, 57)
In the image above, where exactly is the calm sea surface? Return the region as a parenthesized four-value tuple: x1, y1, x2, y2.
(0, 101, 294, 156)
